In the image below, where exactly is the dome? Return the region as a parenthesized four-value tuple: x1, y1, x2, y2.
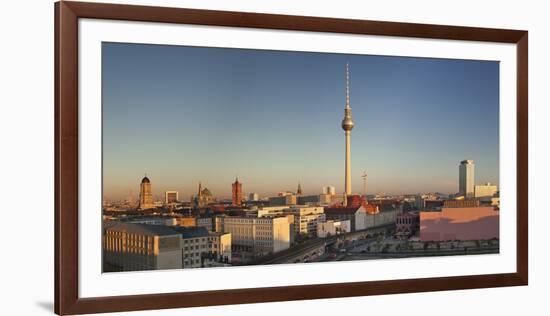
(141, 176, 150, 183)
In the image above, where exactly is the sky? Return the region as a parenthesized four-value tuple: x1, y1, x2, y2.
(102, 42, 499, 201)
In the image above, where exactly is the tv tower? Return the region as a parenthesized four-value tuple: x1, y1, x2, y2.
(341, 63, 354, 198)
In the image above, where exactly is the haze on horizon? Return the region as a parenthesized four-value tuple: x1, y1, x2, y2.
(102, 42, 500, 201)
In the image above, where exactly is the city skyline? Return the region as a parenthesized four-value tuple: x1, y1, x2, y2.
(103, 42, 499, 200)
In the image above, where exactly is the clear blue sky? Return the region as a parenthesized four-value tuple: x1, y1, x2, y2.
(102, 42, 499, 200)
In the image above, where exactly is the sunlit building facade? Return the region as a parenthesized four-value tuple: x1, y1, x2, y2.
(459, 160, 475, 197)
(138, 176, 154, 210)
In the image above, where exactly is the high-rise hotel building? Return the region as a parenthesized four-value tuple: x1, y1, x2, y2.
(459, 160, 475, 198)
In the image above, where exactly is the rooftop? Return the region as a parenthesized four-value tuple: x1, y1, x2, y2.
(104, 222, 179, 236)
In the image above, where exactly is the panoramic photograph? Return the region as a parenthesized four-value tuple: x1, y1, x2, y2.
(101, 42, 500, 272)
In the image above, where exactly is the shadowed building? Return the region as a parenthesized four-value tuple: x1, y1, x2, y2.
(103, 222, 182, 271)
(420, 206, 499, 241)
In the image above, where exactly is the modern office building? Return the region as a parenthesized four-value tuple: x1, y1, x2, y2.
(164, 190, 179, 204)
(322, 185, 336, 195)
(475, 182, 498, 198)
(268, 194, 297, 206)
(232, 177, 243, 206)
(284, 206, 326, 236)
(138, 175, 154, 210)
(214, 216, 291, 256)
(459, 160, 475, 197)
(248, 192, 260, 201)
(297, 194, 321, 205)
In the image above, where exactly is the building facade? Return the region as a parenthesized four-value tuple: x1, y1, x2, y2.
(317, 220, 351, 238)
(268, 194, 297, 206)
(459, 160, 475, 197)
(215, 216, 291, 256)
(420, 206, 499, 241)
(324, 206, 367, 232)
(208, 232, 232, 264)
(395, 212, 420, 239)
(285, 206, 326, 236)
(248, 193, 259, 201)
(322, 185, 336, 195)
(164, 190, 179, 204)
(103, 222, 182, 272)
(475, 183, 498, 198)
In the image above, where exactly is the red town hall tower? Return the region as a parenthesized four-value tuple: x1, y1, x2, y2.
(232, 177, 243, 206)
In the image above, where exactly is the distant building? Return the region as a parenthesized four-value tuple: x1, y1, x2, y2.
(475, 183, 498, 198)
(197, 217, 213, 232)
(319, 194, 333, 205)
(232, 178, 243, 206)
(138, 176, 154, 210)
(297, 195, 321, 205)
(248, 193, 260, 201)
(424, 200, 444, 210)
(174, 216, 196, 227)
(322, 186, 336, 195)
(124, 215, 178, 226)
(194, 182, 213, 208)
(297, 183, 303, 195)
(420, 206, 499, 241)
(268, 194, 297, 206)
(317, 220, 351, 238)
(459, 160, 475, 197)
(415, 195, 426, 210)
(443, 199, 480, 208)
(165, 190, 179, 204)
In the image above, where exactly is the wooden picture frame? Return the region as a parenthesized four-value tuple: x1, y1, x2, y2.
(55, 1, 528, 315)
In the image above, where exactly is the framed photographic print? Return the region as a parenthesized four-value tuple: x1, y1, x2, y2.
(55, 1, 528, 315)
